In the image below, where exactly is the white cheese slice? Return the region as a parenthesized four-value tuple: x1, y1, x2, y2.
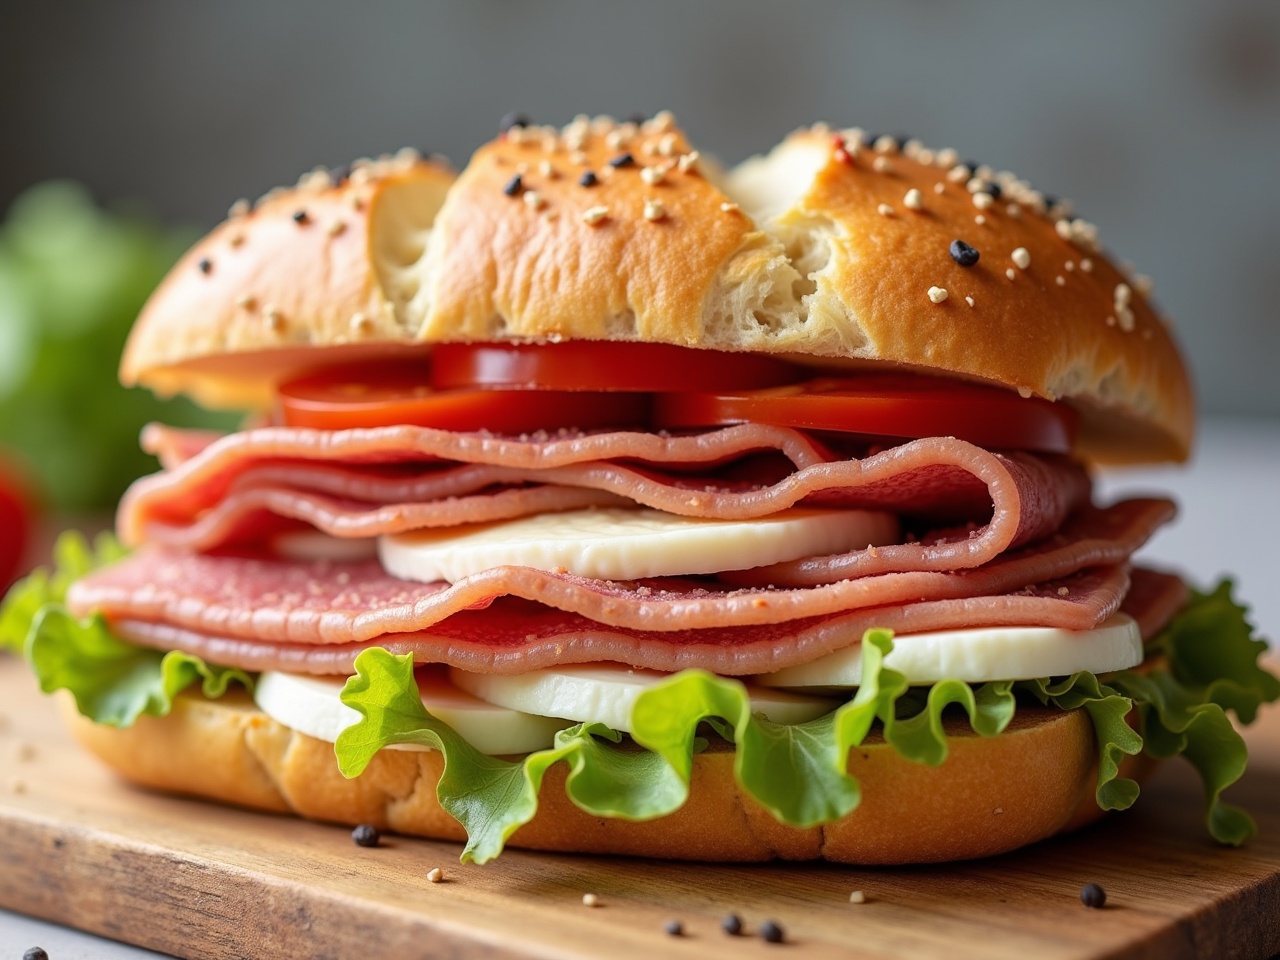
(253, 668, 568, 756)
(755, 614, 1144, 689)
(448, 664, 839, 731)
(379, 507, 899, 583)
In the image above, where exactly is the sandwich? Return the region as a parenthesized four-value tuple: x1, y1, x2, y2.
(3, 113, 1276, 865)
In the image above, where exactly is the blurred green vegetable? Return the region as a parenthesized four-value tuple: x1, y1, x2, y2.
(0, 182, 235, 510)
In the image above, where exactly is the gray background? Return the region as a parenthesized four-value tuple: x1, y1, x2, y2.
(2, 0, 1278, 419)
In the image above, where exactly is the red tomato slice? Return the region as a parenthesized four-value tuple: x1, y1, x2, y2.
(278, 364, 647, 432)
(652, 376, 1077, 453)
(0, 457, 33, 591)
(430, 342, 801, 392)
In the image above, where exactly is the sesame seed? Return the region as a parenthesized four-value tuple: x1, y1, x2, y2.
(1065, 260, 1076, 272)
(904, 138, 924, 157)
(351, 824, 380, 847)
(608, 152, 636, 169)
(950, 240, 980, 267)
(579, 170, 599, 188)
(1117, 307, 1136, 332)
(1080, 884, 1107, 909)
(874, 134, 899, 153)
(947, 164, 970, 183)
(1018, 387, 1033, 398)
(994, 806, 1005, 814)
(903, 188, 923, 210)
(849, 890, 867, 904)
(927, 286, 949, 304)
(643, 198, 666, 221)
(916, 147, 936, 165)
(1006, 203, 1021, 218)
(720, 202, 740, 213)
(523, 190, 546, 210)
(197, 258, 212, 275)
(582, 893, 601, 908)
(582, 205, 610, 225)
(1058, 586, 1071, 596)
(1133, 274, 1154, 296)
(965, 295, 975, 307)
(606, 129, 628, 150)
(292, 210, 310, 225)
(658, 133, 677, 156)
(499, 112, 530, 134)
(677, 151, 700, 173)
(1055, 219, 1074, 240)
(1056, 275, 1066, 286)
(873, 156, 892, 173)
(972, 192, 993, 210)
(1114, 282, 1132, 306)
(1106, 315, 1116, 326)
(327, 221, 347, 237)
(329, 164, 352, 186)
(538, 159, 556, 178)
(426, 867, 444, 883)
(640, 165, 665, 185)
(571, 150, 587, 164)
(935, 147, 959, 168)
(974, 214, 987, 225)
(228, 198, 251, 218)
(934, 182, 946, 195)
(1006, 268, 1017, 280)
(1080, 258, 1094, 272)
(1012, 247, 1031, 270)
(503, 174, 523, 197)
(877, 203, 894, 216)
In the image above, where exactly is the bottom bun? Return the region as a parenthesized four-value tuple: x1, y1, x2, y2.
(62, 691, 1155, 864)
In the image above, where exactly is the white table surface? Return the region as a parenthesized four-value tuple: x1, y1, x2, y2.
(3, 416, 1277, 958)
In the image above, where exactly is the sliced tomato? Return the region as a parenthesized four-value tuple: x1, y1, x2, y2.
(0, 456, 34, 591)
(652, 376, 1077, 453)
(278, 363, 647, 432)
(430, 342, 801, 392)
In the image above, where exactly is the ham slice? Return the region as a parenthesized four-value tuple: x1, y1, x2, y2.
(70, 498, 1171, 655)
(121, 425, 1090, 580)
(106, 564, 1166, 677)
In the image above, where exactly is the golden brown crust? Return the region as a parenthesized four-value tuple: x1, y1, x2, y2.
(62, 692, 1151, 864)
(120, 115, 1194, 463)
(121, 153, 455, 410)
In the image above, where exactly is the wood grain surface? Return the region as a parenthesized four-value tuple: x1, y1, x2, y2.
(0, 653, 1277, 960)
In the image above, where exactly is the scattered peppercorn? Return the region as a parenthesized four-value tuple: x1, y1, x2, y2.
(950, 240, 981, 267)
(351, 824, 380, 847)
(579, 170, 599, 188)
(292, 210, 309, 225)
(664, 920, 683, 937)
(760, 920, 785, 944)
(608, 152, 635, 169)
(197, 258, 212, 275)
(1080, 883, 1107, 908)
(503, 174, 523, 197)
(499, 112, 530, 134)
(721, 913, 743, 935)
(23, 949, 49, 960)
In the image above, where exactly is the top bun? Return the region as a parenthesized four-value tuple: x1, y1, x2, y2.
(122, 115, 1193, 463)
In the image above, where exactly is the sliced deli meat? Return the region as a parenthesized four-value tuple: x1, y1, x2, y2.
(122, 425, 1089, 582)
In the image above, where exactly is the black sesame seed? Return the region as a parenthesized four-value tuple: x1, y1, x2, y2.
(862, 131, 881, 147)
(292, 210, 309, 225)
(197, 258, 212, 275)
(949, 240, 981, 267)
(499, 112, 530, 134)
(1043, 194, 1059, 210)
(963, 160, 980, 175)
(664, 920, 684, 937)
(608, 152, 636, 169)
(760, 920, 785, 944)
(351, 823, 380, 847)
(503, 174, 524, 197)
(329, 164, 352, 187)
(626, 113, 647, 126)
(579, 170, 599, 188)
(721, 913, 743, 935)
(1080, 883, 1107, 909)
(985, 181, 1003, 200)
(23, 949, 49, 960)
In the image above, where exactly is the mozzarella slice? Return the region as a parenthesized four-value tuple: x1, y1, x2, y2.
(379, 507, 899, 583)
(755, 615, 1144, 690)
(448, 664, 839, 731)
(253, 668, 568, 755)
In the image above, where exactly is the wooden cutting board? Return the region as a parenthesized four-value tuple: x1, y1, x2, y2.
(0, 654, 1277, 960)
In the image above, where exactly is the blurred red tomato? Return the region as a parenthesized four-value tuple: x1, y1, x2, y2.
(0, 456, 34, 591)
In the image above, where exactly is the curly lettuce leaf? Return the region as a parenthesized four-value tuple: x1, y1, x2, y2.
(1, 529, 249, 725)
(336, 647, 686, 864)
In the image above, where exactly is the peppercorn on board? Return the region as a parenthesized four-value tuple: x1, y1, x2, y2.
(0, 654, 1277, 960)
